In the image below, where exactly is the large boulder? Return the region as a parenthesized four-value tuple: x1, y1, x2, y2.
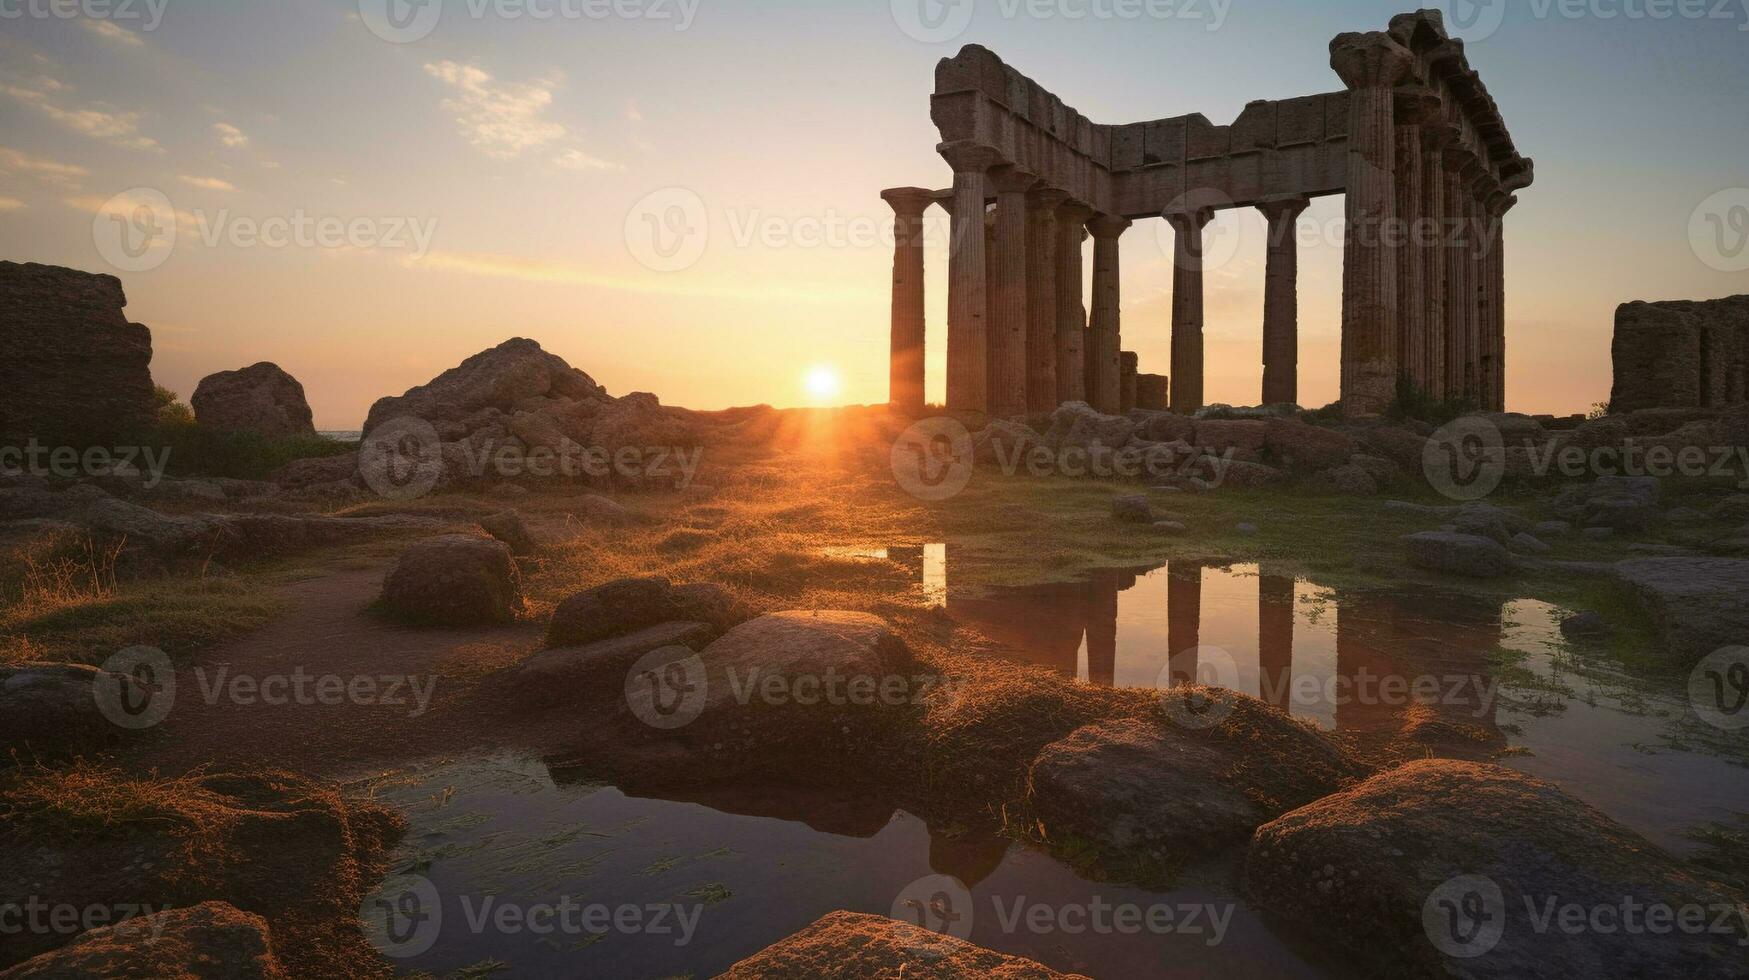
(0, 262, 156, 446)
(361, 338, 609, 439)
(1264, 417, 1359, 471)
(380, 534, 522, 625)
(1550, 475, 1662, 531)
(1245, 760, 1745, 979)
(719, 910, 1087, 979)
(1027, 708, 1367, 871)
(545, 577, 745, 647)
(509, 620, 715, 707)
(1613, 557, 1749, 662)
(190, 362, 316, 437)
(0, 663, 146, 751)
(0, 901, 288, 980)
(1194, 418, 1269, 457)
(1403, 531, 1514, 578)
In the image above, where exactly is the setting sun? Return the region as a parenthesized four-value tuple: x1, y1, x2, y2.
(803, 364, 842, 403)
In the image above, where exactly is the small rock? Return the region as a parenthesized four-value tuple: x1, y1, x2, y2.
(1508, 532, 1550, 554)
(1111, 494, 1153, 524)
(478, 510, 535, 556)
(1559, 610, 1610, 639)
(1153, 521, 1188, 534)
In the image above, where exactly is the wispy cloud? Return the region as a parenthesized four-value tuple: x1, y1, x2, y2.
(3, 78, 161, 152)
(424, 60, 620, 172)
(0, 146, 90, 187)
(81, 19, 145, 47)
(213, 122, 249, 148)
(405, 250, 872, 304)
(63, 191, 199, 230)
(0, 196, 25, 212)
(179, 175, 236, 191)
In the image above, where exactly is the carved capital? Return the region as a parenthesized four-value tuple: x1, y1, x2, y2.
(1256, 195, 1310, 224)
(1420, 120, 1460, 152)
(1500, 156, 1535, 193)
(1087, 213, 1132, 239)
(1394, 86, 1443, 126)
(1057, 200, 1096, 226)
(936, 140, 1004, 175)
(1029, 187, 1071, 212)
(1330, 32, 1416, 90)
(1163, 206, 1214, 234)
(880, 186, 937, 218)
(990, 166, 1040, 196)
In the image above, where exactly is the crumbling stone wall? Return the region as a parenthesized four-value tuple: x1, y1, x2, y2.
(1610, 296, 1749, 413)
(0, 262, 157, 446)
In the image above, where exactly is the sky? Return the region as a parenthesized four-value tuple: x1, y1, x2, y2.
(1, 0, 1746, 429)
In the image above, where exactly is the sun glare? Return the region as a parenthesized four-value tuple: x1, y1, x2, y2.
(803, 365, 842, 403)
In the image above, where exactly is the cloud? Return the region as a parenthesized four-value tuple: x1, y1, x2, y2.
(0, 196, 24, 212)
(553, 149, 622, 173)
(424, 61, 566, 159)
(63, 191, 199, 230)
(424, 60, 620, 172)
(3, 79, 161, 152)
(0, 146, 90, 187)
(179, 175, 236, 191)
(81, 19, 145, 47)
(404, 250, 873, 304)
(213, 123, 249, 148)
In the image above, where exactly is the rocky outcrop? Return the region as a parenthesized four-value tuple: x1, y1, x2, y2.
(379, 534, 523, 625)
(190, 362, 316, 437)
(1246, 760, 1745, 979)
(1611, 295, 1749, 414)
(0, 901, 288, 980)
(719, 910, 1087, 979)
(1027, 708, 1367, 871)
(0, 262, 156, 446)
(0, 663, 148, 752)
(362, 338, 608, 439)
(0, 769, 401, 975)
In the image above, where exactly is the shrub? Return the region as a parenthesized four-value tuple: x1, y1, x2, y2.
(1385, 376, 1475, 426)
(149, 421, 354, 481)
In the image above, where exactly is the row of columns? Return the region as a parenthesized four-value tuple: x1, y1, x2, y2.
(1334, 31, 1514, 413)
(885, 166, 1314, 418)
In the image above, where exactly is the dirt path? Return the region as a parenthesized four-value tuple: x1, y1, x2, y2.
(118, 566, 550, 779)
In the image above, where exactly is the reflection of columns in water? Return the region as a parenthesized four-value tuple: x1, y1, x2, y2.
(1258, 573, 1295, 711)
(1333, 592, 1401, 733)
(1167, 561, 1202, 687)
(1082, 571, 1119, 686)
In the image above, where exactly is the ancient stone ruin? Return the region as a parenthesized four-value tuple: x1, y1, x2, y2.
(1610, 295, 1749, 413)
(883, 9, 1533, 417)
(0, 261, 157, 445)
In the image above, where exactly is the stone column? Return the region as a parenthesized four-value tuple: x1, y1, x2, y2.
(1442, 152, 1474, 401)
(1027, 189, 1067, 412)
(881, 187, 934, 416)
(1461, 161, 1491, 404)
(1331, 32, 1416, 416)
(1166, 206, 1213, 414)
(1119, 351, 1138, 414)
(988, 167, 1036, 418)
(1086, 213, 1131, 415)
(1420, 124, 1453, 399)
(1487, 194, 1515, 411)
(940, 141, 1001, 415)
(1135, 374, 1170, 411)
(1393, 91, 1433, 395)
(1054, 203, 1093, 405)
(1258, 196, 1308, 407)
